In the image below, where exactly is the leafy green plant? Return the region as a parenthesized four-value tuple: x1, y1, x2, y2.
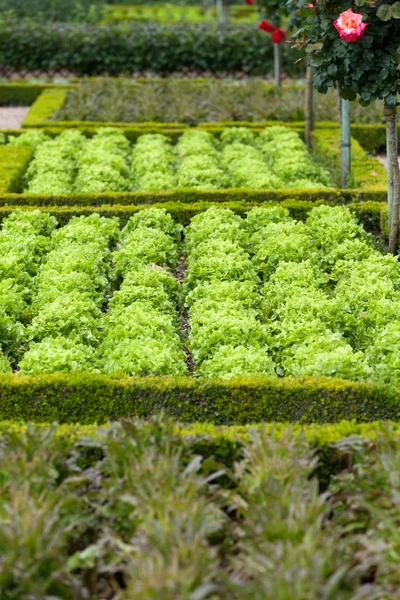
(19, 214, 117, 372)
(229, 429, 356, 599)
(0, 211, 57, 361)
(17, 125, 334, 194)
(19, 336, 97, 374)
(97, 208, 187, 376)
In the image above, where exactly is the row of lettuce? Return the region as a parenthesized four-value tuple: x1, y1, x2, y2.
(10, 126, 333, 194)
(1, 204, 400, 383)
(2, 420, 400, 598)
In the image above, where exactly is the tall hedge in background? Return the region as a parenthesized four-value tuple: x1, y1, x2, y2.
(0, 22, 302, 76)
(0, 0, 105, 21)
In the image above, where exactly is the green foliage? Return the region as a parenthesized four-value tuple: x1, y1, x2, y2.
(229, 429, 354, 599)
(0, 210, 57, 361)
(74, 128, 130, 193)
(52, 78, 389, 125)
(0, 83, 54, 107)
(25, 130, 85, 194)
(0, 371, 398, 423)
(19, 336, 96, 375)
(0, 145, 33, 194)
(104, 3, 258, 24)
(9, 130, 50, 152)
(19, 214, 117, 373)
(2, 202, 400, 389)
(221, 142, 285, 189)
(185, 206, 274, 379)
(131, 134, 177, 191)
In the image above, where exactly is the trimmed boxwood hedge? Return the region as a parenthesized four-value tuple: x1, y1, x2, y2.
(0, 373, 398, 425)
(0, 188, 387, 207)
(0, 83, 56, 106)
(0, 145, 32, 193)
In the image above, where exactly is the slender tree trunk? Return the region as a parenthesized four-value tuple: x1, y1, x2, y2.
(304, 66, 314, 148)
(222, 0, 230, 23)
(216, 0, 223, 24)
(274, 43, 281, 88)
(340, 98, 351, 188)
(385, 102, 400, 255)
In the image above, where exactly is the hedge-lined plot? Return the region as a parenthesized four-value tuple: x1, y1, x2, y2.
(11, 126, 334, 194)
(2, 204, 400, 389)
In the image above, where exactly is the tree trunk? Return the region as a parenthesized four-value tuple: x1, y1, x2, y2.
(385, 102, 400, 255)
(304, 66, 314, 148)
(274, 43, 281, 89)
(216, 0, 223, 24)
(340, 98, 351, 188)
(222, 0, 230, 23)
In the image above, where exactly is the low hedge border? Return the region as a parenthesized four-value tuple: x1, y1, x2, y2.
(313, 129, 387, 190)
(0, 373, 398, 425)
(0, 200, 386, 229)
(20, 86, 391, 152)
(0, 145, 32, 193)
(21, 87, 73, 126)
(0, 419, 398, 479)
(1, 418, 397, 447)
(0, 188, 387, 207)
(0, 83, 59, 106)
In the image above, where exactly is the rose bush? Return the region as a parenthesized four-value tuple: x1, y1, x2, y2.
(293, 0, 400, 105)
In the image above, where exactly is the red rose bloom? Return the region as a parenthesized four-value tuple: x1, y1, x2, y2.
(245, 0, 255, 4)
(271, 28, 286, 43)
(259, 20, 275, 33)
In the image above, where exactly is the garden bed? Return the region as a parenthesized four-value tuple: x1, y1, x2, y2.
(0, 203, 399, 423)
(0, 124, 387, 203)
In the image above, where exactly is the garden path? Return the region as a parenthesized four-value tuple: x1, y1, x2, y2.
(0, 107, 29, 129)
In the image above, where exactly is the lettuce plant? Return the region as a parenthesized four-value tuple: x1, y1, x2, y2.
(97, 208, 186, 376)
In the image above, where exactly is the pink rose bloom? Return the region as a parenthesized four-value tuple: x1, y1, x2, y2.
(333, 8, 367, 42)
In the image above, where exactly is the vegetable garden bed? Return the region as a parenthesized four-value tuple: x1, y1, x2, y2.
(0, 203, 399, 423)
(0, 124, 387, 204)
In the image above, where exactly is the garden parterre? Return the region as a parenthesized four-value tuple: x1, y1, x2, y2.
(10, 126, 334, 194)
(1, 204, 400, 385)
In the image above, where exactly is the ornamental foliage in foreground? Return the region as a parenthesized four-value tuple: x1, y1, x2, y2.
(293, 0, 400, 105)
(4, 420, 400, 598)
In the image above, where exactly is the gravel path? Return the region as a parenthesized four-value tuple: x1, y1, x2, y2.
(376, 154, 400, 170)
(0, 107, 30, 129)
